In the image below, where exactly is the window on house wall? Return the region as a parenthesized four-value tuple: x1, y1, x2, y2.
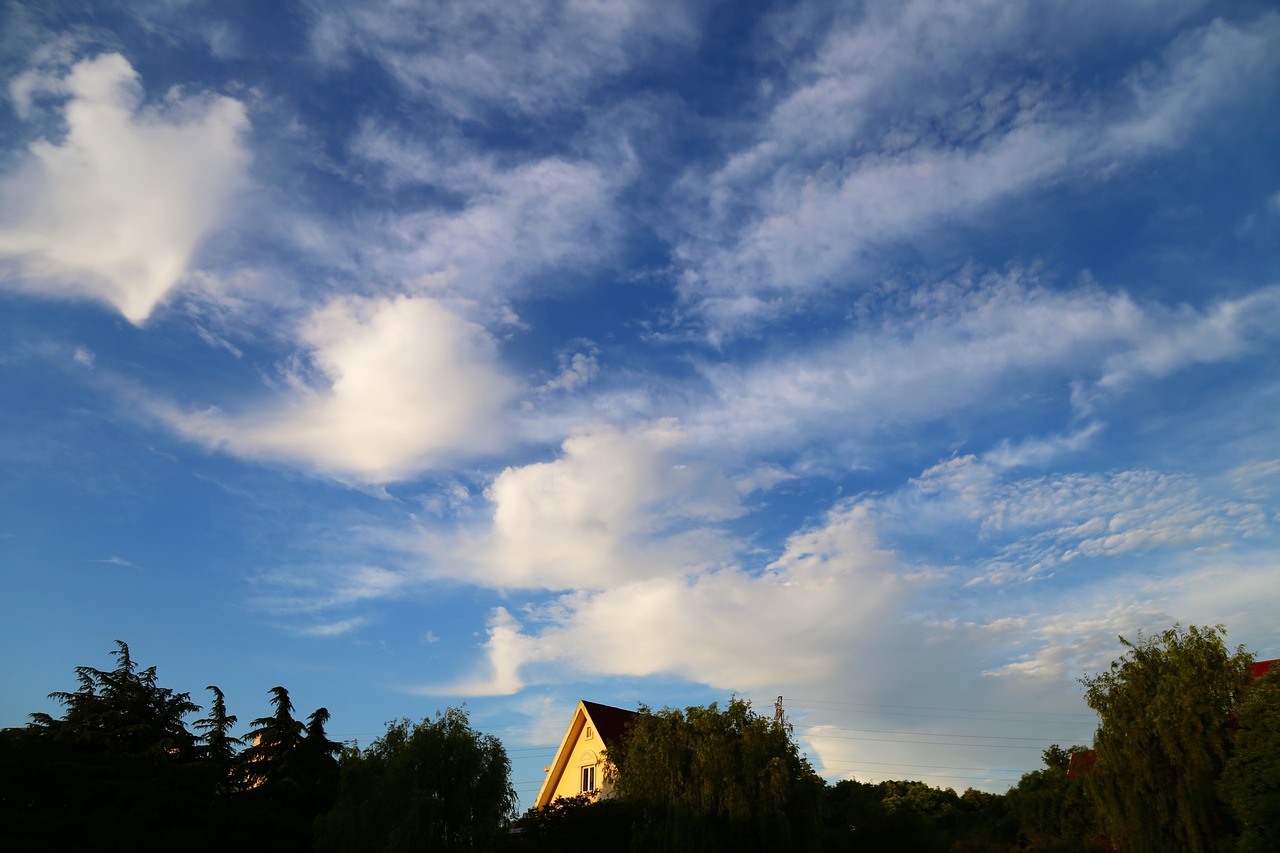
(585, 726, 593, 739)
(580, 765, 595, 792)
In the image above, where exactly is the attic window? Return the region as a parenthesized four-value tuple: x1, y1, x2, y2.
(585, 726, 593, 739)
(580, 765, 596, 792)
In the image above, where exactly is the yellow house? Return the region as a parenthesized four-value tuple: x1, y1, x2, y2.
(534, 700, 637, 808)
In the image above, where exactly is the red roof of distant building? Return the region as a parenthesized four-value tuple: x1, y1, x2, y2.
(1252, 659, 1278, 679)
(1067, 749, 1096, 780)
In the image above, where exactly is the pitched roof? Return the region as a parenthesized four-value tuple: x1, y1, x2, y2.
(580, 700, 637, 747)
(533, 700, 638, 808)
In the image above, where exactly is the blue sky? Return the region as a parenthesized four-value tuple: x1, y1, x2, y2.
(2, 0, 1278, 804)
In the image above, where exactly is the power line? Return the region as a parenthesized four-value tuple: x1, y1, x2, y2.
(783, 697, 1096, 719)
(793, 724, 1090, 743)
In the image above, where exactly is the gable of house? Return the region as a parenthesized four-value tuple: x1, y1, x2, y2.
(534, 700, 636, 808)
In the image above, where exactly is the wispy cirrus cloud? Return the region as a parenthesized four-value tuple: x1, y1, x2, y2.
(0, 52, 250, 323)
(905, 455, 1268, 584)
(87, 555, 139, 569)
(307, 0, 700, 118)
(689, 279, 1280, 457)
(294, 617, 368, 638)
(675, 8, 1280, 336)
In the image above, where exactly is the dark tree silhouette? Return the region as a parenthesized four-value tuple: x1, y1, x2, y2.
(237, 685, 341, 851)
(1003, 744, 1106, 852)
(4, 641, 207, 851)
(1221, 665, 1280, 853)
(607, 697, 823, 853)
(315, 708, 516, 852)
(193, 685, 241, 789)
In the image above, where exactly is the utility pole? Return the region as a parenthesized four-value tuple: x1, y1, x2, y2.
(773, 695, 784, 726)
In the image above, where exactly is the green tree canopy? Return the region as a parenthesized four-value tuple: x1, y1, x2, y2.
(1004, 744, 1104, 852)
(314, 707, 516, 853)
(1220, 665, 1280, 853)
(1082, 624, 1253, 853)
(606, 697, 823, 853)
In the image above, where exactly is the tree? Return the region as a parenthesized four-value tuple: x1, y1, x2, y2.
(241, 685, 305, 788)
(1081, 624, 1253, 853)
(606, 697, 823, 852)
(506, 792, 634, 851)
(192, 685, 241, 793)
(1004, 744, 1105, 852)
(1220, 665, 1280, 853)
(8, 641, 207, 851)
(238, 686, 340, 852)
(33, 640, 200, 760)
(314, 708, 517, 852)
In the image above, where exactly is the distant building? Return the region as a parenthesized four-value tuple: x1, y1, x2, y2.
(1251, 658, 1277, 679)
(534, 700, 637, 808)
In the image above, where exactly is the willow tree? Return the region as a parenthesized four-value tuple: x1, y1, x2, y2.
(607, 698, 822, 853)
(1081, 624, 1252, 853)
(314, 708, 516, 852)
(1220, 665, 1280, 853)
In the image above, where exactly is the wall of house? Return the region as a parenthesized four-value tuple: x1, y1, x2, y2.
(546, 720, 610, 802)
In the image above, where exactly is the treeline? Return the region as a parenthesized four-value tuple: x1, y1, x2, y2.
(0, 641, 347, 851)
(3, 627, 1277, 852)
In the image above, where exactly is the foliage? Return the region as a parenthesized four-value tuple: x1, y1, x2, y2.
(1081, 624, 1253, 853)
(1004, 744, 1106, 852)
(607, 697, 823, 852)
(238, 686, 341, 851)
(314, 708, 516, 852)
(505, 793, 634, 851)
(4, 641, 208, 851)
(193, 685, 242, 794)
(820, 778, 1012, 852)
(241, 685, 306, 787)
(1220, 665, 1280, 853)
(0, 643, 351, 852)
(33, 639, 200, 759)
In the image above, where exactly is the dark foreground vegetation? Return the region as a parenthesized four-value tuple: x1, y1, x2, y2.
(2, 626, 1276, 852)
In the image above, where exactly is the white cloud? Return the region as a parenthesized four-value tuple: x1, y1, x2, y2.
(251, 564, 412, 615)
(88, 555, 139, 569)
(430, 420, 745, 590)
(296, 617, 367, 638)
(429, 499, 907, 696)
(388, 157, 620, 303)
(160, 295, 517, 482)
(691, 277, 1142, 452)
(1098, 285, 1280, 388)
(676, 9, 1280, 335)
(983, 423, 1104, 470)
(0, 52, 250, 323)
(689, 280, 1280, 456)
(907, 455, 1268, 583)
(418, 607, 531, 697)
(536, 346, 600, 394)
(984, 553, 1280, 682)
(308, 0, 698, 118)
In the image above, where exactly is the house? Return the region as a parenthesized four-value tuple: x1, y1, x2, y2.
(534, 700, 637, 808)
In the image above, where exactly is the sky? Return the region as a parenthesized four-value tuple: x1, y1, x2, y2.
(1, 0, 1278, 805)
